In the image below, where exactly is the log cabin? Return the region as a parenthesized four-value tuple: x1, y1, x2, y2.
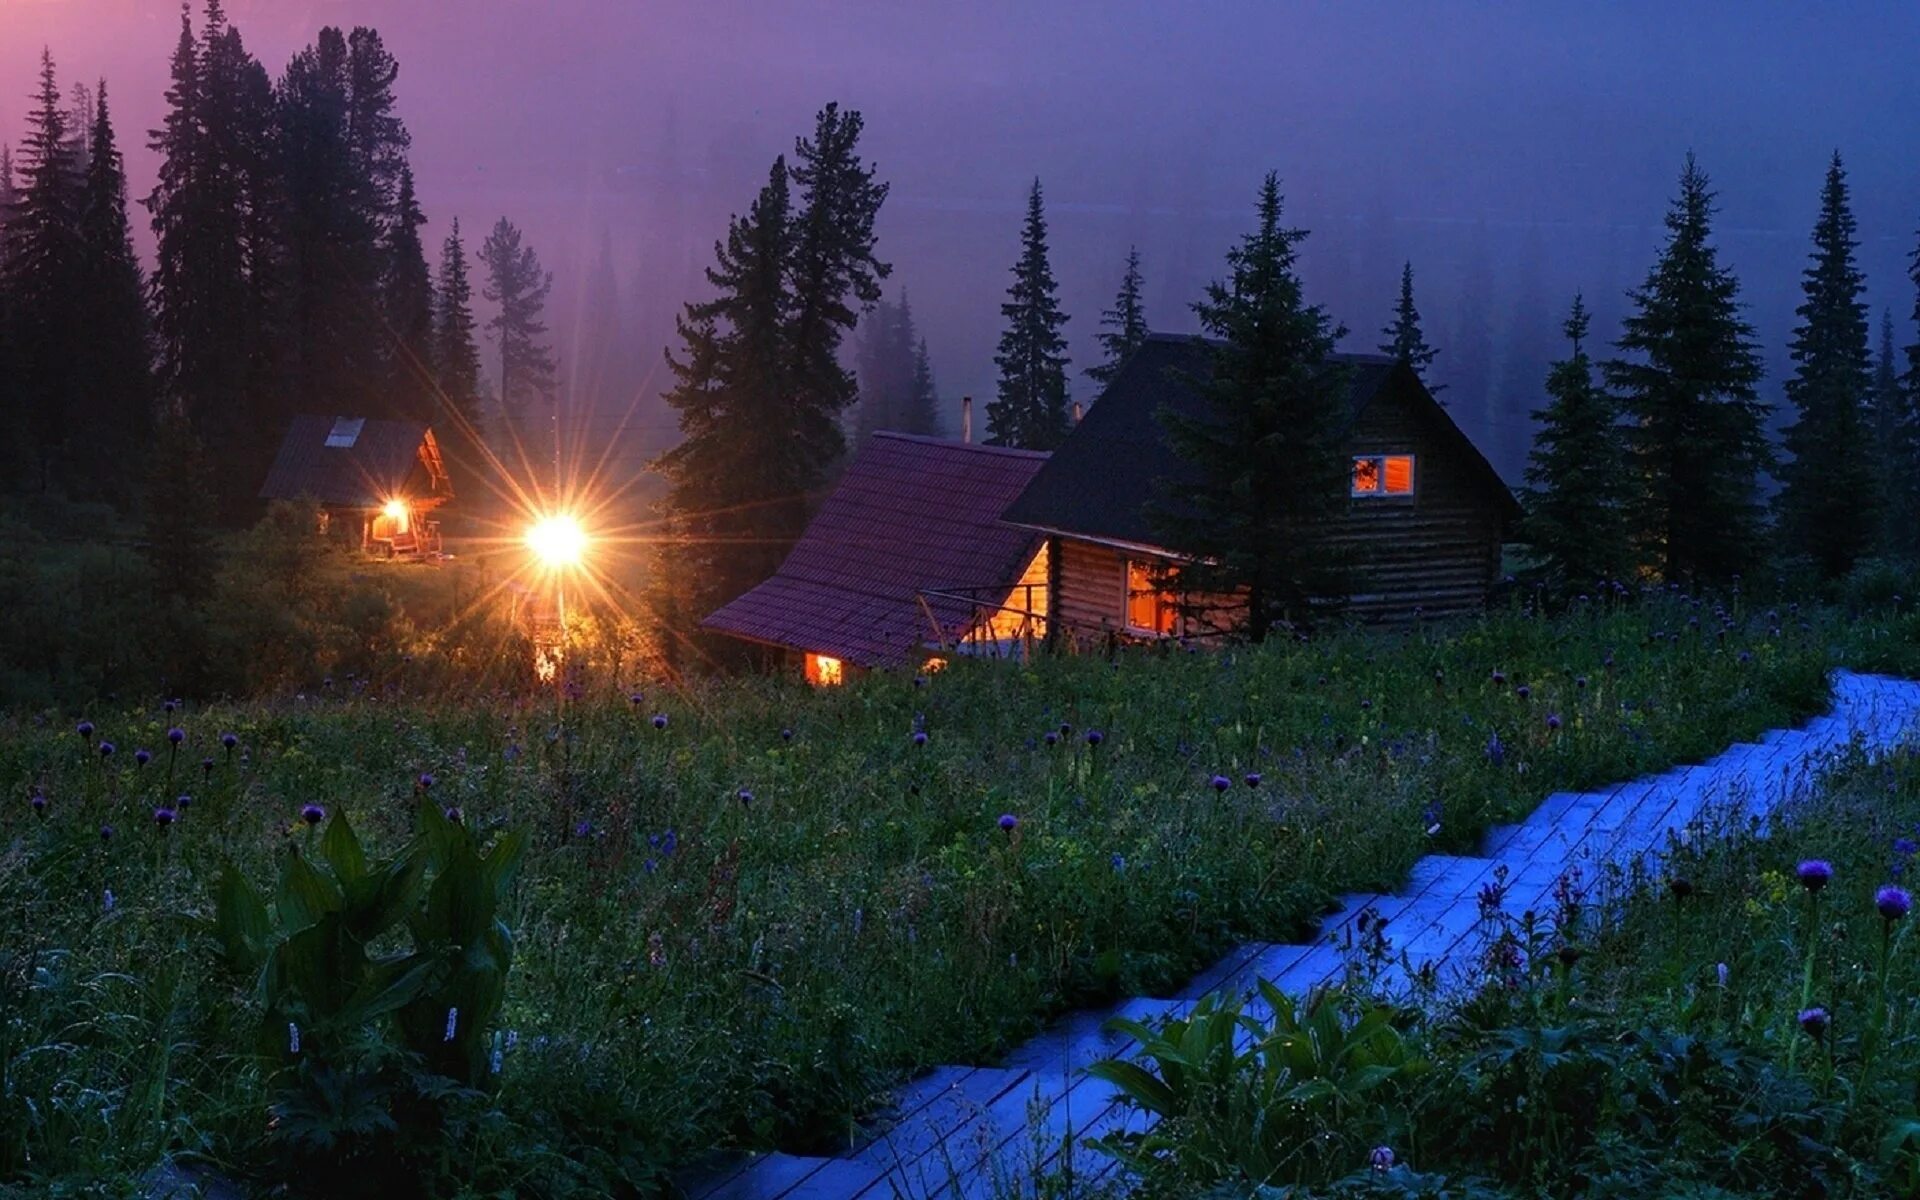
(700, 432, 1052, 682)
(997, 333, 1520, 634)
(259, 415, 454, 559)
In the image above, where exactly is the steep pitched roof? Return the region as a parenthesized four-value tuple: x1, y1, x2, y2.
(999, 333, 1517, 549)
(259, 415, 448, 507)
(702, 432, 1050, 669)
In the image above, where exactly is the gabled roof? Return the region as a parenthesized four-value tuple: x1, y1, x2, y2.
(999, 333, 1519, 549)
(702, 432, 1050, 669)
(259, 415, 448, 507)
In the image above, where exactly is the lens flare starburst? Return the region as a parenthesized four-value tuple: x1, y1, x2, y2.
(525, 514, 588, 569)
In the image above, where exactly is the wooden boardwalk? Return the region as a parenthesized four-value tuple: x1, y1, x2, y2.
(685, 671, 1920, 1200)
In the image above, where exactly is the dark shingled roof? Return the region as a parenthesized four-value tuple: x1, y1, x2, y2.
(702, 432, 1050, 669)
(260, 415, 447, 508)
(1000, 333, 1515, 548)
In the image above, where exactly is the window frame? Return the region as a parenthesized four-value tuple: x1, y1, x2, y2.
(1123, 557, 1179, 638)
(1350, 453, 1417, 499)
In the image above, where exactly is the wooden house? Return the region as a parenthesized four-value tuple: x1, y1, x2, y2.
(259, 416, 454, 559)
(701, 432, 1052, 682)
(1000, 334, 1520, 632)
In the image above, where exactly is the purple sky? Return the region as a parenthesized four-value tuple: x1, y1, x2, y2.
(6, 1, 1920, 475)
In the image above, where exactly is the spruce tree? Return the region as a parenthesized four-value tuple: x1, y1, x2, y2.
(1775, 153, 1876, 579)
(853, 293, 920, 439)
(1152, 173, 1349, 639)
(652, 159, 797, 638)
(383, 165, 435, 420)
(0, 145, 14, 485)
(74, 79, 153, 506)
(784, 103, 890, 468)
(477, 217, 556, 455)
(4, 49, 86, 493)
(986, 178, 1071, 449)
(1086, 246, 1147, 388)
(1520, 296, 1632, 591)
(430, 218, 486, 484)
(1898, 227, 1920, 561)
(906, 336, 939, 436)
(1606, 155, 1768, 584)
(1379, 260, 1443, 396)
(1876, 310, 1920, 560)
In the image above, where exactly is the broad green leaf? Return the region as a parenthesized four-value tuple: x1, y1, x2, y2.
(212, 863, 272, 976)
(276, 849, 342, 930)
(319, 810, 367, 886)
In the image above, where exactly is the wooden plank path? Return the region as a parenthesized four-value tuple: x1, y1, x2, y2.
(684, 671, 1920, 1200)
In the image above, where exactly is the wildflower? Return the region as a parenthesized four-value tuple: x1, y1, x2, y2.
(1244, 772, 1262, 789)
(629, 692, 644, 706)
(200, 757, 215, 776)
(1797, 860, 1833, 892)
(1877, 885, 1912, 921)
(1044, 731, 1059, 746)
(300, 804, 326, 826)
(1360, 698, 1373, 710)
(912, 731, 928, 747)
(1575, 676, 1588, 688)
(1085, 729, 1104, 747)
(443, 1007, 459, 1042)
(77, 720, 94, 738)
(176, 793, 191, 809)
(1490, 669, 1506, 684)
(1110, 853, 1126, 872)
(164, 700, 177, 714)
(780, 728, 793, 741)
(1546, 713, 1562, 731)
(289, 1022, 301, 1055)
(1060, 722, 1072, 736)
(1370, 1146, 1395, 1172)
(134, 749, 151, 767)
(99, 741, 115, 758)
(1515, 684, 1531, 700)
(573, 819, 593, 838)
(1797, 1007, 1829, 1039)
(1210, 774, 1231, 793)
(100, 824, 114, 842)
(30, 794, 46, 815)
(1484, 731, 1505, 767)
(103, 888, 114, 913)
(998, 813, 1018, 832)
(221, 732, 238, 750)
(647, 931, 666, 968)
(1716, 962, 1729, 987)
(1894, 837, 1918, 858)
(167, 727, 185, 746)
(653, 714, 669, 730)
(443, 806, 463, 823)
(153, 806, 177, 828)
(737, 788, 754, 807)
(416, 772, 435, 791)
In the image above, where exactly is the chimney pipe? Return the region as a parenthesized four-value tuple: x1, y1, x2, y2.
(961, 395, 973, 443)
(1071, 400, 1084, 425)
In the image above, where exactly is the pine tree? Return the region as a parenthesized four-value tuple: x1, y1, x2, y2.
(146, 1, 281, 520)
(784, 103, 890, 468)
(1876, 309, 1920, 560)
(1606, 155, 1768, 584)
(277, 27, 386, 417)
(1775, 153, 1876, 579)
(1899, 228, 1920, 561)
(4, 49, 86, 492)
(477, 217, 556, 458)
(906, 336, 939, 436)
(74, 79, 153, 506)
(1086, 246, 1147, 388)
(1520, 297, 1632, 591)
(383, 165, 434, 420)
(853, 293, 921, 439)
(1378, 260, 1443, 396)
(1152, 173, 1350, 640)
(430, 218, 486, 484)
(987, 178, 1071, 449)
(652, 158, 797, 641)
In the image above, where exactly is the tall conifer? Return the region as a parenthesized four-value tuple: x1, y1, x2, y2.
(477, 217, 556, 457)
(986, 179, 1071, 449)
(1775, 153, 1876, 578)
(1606, 155, 1768, 583)
(75, 80, 153, 504)
(383, 165, 434, 420)
(1153, 173, 1349, 639)
(1379, 261, 1443, 395)
(1520, 297, 1631, 591)
(1086, 246, 1147, 388)
(430, 218, 486, 481)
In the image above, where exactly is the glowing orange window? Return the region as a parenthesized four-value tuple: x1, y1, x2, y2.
(1125, 559, 1177, 636)
(1352, 455, 1414, 497)
(804, 653, 844, 686)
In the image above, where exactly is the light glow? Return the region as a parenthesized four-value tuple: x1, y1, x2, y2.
(382, 499, 409, 521)
(525, 514, 588, 568)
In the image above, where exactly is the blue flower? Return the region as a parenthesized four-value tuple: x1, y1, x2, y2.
(912, 731, 928, 747)
(998, 813, 1018, 832)
(652, 714, 669, 730)
(1797, 860, 1833, 892)
(1209, 774, 1231, 793)
(1877, 885, 1911, 920)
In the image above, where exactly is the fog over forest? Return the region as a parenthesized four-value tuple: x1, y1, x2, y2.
(5, 0, 1918, 481)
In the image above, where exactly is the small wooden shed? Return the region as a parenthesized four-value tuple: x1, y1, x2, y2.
(259, 416, 454, 559)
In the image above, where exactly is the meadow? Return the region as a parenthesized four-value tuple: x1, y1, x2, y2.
(0, 590, 1904, 1197)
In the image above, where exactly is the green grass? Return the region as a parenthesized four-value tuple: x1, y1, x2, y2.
(0, 594, 1866, 1195)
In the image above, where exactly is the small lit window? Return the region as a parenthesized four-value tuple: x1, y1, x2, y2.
(1352, 454, 1414, 497)
(805, 653, 844, 686)
(1125, 559, 1177, 636)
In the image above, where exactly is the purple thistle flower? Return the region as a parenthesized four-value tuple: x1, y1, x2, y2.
(300, 804, 326, 826)
(200, 757, 215, 775)
(1894, 837, 1918, 857)
(1797, 860, 1833, 892)
(652, 714, 668, 730)
(167, 727, 185, 746)
(153, 807, 176, 828)
(77, 720, 94, 738)
(1043, 731, 1059, 746)
(912, 730, 928, 747)
(780, 727, 793, 742)
(1798, 1007, 1829, 1038)
(176, 793, 191, 809)
(1490, 669, 1506, 685)
(1244, 772, 1262, 789)
(134, 748, 151, 766)
(1515, 684, 1531, 700)
(1546, 713, 1562, 731)
(1877, 885, 1912, 921)
(1370, 1146, 1395, 1172)
(444, 806, 463, 823)
(1575, 676, 1588, 689)
(99, 824, 114, 842)
(574, 819, 594, 838)
(1210, 774, 1231, 793)
(221, 732, 238, 750)
(737, 788, 754, 807)
(415, 772, 435, 791)
(163, 700, 177, 714)
(30, 794, 47, 815)
(998, 813, 1018, 832)
(98, 741, 115, 757)
(1085, 729, 1104, 747)
(629, 692, 645, 706)
(1359, 698, 1373, 710)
